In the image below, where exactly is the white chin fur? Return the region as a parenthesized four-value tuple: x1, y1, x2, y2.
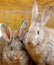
(32, 40, 37, 46)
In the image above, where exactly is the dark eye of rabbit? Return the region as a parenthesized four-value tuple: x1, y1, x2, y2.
(10, 46, 13, 50)
(37, 30, 39, 34)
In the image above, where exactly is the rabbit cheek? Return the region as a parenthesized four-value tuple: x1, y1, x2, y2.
(39, 32, 44, 43)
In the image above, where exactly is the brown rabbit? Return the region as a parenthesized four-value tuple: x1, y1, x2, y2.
(0, 23, 12, 65)
(3, 20, 34, 65)
(23, 2, 54, 65)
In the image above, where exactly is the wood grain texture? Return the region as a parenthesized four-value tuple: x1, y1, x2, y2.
(0, 0, 54, 29)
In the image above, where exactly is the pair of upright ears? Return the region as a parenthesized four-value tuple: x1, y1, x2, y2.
(0, 20, 28, 42)
(32, 2, 53, 25)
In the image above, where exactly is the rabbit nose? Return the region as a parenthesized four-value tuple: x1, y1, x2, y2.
(28, 42, 31, 45)
(14, 54, 19, 60)
(14, 56, 18, 60)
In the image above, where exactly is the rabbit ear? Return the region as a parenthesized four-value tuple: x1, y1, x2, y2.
(0, 23, 12, 42)
(32, 2, 38, 21)
(41, 6, 53, 25)
(19, 20, 28, 40)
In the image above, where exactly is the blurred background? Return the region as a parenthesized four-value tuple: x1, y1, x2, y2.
(0, 0, 54, 30)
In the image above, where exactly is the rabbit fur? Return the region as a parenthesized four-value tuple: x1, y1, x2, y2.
(23, 2, 54, 65)
(0, 23, 12, 65)
(0, 21, 34, 65)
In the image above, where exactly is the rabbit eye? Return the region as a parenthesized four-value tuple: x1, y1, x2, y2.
(10, 46, 13, 50)
(37, 30, 39, 34)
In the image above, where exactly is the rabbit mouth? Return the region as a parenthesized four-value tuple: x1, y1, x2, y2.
(12, 57, 22, 62)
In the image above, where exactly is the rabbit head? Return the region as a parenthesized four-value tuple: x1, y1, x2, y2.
(3, 20, 35, 65)
(5, 20, 28, 61)
(25, 2, 53, 46)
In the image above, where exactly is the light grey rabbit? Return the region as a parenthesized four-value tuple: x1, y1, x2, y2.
(23, 2, 54, 65)
(2, 20, 34, 65)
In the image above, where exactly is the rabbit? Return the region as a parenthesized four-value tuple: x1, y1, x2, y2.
(3, 20, 34, 65)
(23, 2, 54, 65)
(0, 23, 12, 64)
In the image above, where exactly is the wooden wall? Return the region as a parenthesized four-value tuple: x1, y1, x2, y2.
(0, 0, 54, 30)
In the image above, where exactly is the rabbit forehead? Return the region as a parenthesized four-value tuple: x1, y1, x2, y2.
(11, 39, 22, 48)
(29, 22, 41, 31)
